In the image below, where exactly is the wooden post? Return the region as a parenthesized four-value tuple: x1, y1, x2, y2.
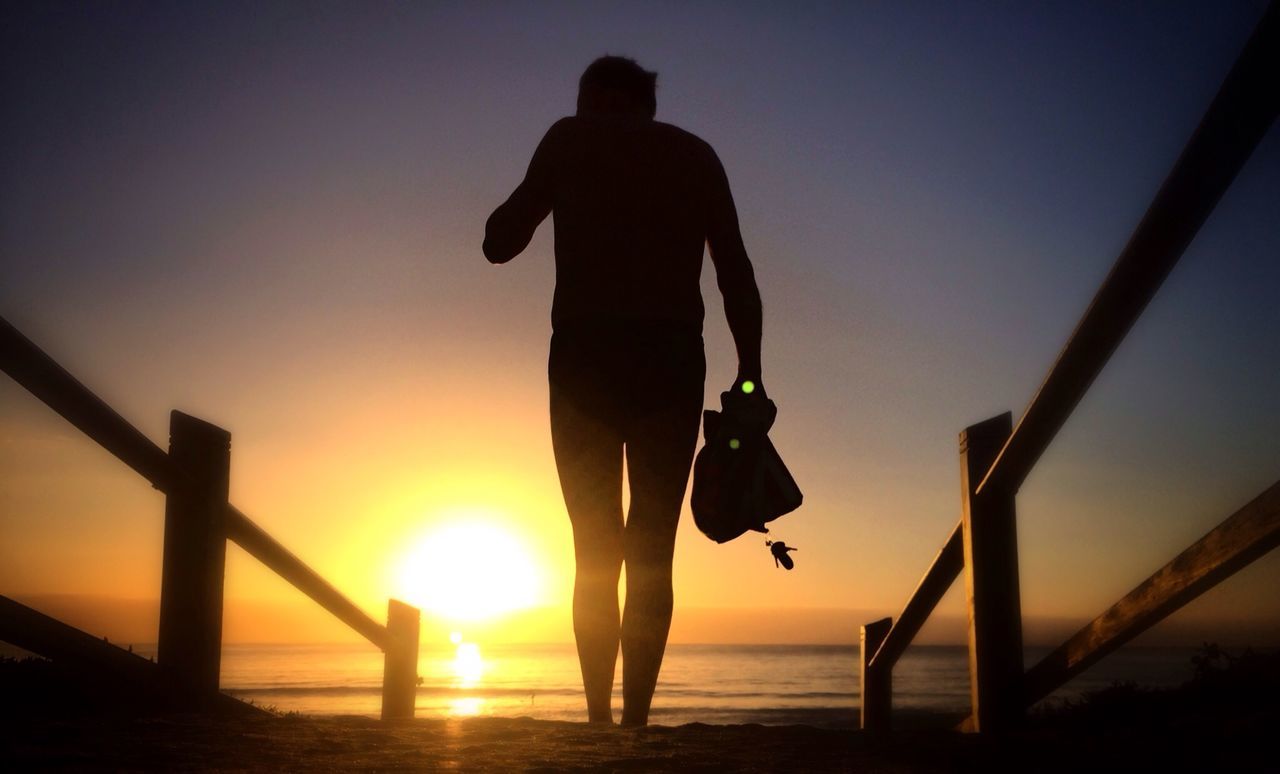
(157, 411, 231, 705)
(860, 617, 893, 732)
(960, 412, 1023, 732)
(381, 598, 420, 720)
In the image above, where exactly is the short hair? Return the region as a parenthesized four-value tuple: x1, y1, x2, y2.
(577, 55, 657, 118)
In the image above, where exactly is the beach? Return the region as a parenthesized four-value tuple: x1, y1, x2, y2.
(4, 646, 1278, 771)
(3, 708, 1274, 773)
(5, 644, 1274, 772)
(3, 715, 876, 773)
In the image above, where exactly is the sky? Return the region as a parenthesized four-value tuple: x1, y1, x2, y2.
(2, 1, 1278, 648)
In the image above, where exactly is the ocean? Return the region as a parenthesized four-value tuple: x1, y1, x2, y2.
(186, 642, 1205, 727)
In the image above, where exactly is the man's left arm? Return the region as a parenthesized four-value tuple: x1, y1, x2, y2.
(705, 147, 763, 387)
(483, 121, 563, 264)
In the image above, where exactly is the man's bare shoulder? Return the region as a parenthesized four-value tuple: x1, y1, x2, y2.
(650, 120, 715, 153)
(539, 116, 577, 143)
(547, 116, 717, 157)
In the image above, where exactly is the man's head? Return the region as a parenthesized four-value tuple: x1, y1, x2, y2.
(577, 56, 657, 119)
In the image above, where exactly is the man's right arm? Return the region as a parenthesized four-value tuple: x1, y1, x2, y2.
(483, 120, 565, 264)
(483, 181, 549, 264)
(706, 149, 764, 385)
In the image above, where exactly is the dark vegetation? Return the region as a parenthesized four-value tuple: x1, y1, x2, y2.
(1009, 644, 1280, 772)
(0, 655, 160, 720)
(1035, 643, 1280, 729)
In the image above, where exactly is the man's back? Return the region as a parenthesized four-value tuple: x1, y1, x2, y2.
(516, 115, 735, 331)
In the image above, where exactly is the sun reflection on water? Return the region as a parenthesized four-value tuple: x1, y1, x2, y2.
(448, 631, 491, 716)
(447, 635, 486, 716)
(453, 641, 484, 687)
(448, 696, 484, 717)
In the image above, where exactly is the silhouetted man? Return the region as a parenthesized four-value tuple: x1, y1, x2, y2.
(484, 56, 763, 726)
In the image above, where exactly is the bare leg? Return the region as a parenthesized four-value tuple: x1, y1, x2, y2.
(550, 385, 624, 724)
(619, 400, 701, 727)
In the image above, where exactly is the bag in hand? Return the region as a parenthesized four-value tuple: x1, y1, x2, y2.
(691, 389, 802, 543)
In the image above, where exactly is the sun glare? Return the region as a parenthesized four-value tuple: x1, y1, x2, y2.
(397, 518, 543, 621)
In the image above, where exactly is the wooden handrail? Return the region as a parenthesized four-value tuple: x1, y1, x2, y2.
(863, 3, 1280, 731)
(1023, 479, 1280, 706)
(226, 505, 388, 649)
(975, 1, 1279, 499)
(1, 317, 177, 491)
(869, 520, 963, 672)
(0, 314, 388, 651)
(0, 594, 265, 716)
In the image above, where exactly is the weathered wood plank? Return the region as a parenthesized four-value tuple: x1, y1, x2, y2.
(960, 413, 1023, 732)
(869, 521, 963, 672)
(975, 1, 1279, 499)
(1024, 478, 1280, 706)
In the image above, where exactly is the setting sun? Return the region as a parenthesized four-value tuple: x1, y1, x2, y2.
(396, 519, 544, 621)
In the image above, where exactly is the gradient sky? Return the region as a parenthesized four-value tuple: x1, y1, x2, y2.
(3, 1, 1278, 646)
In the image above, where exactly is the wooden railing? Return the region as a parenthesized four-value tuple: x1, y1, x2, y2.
(0, 316, 420, 720)
(860, 1, 1279, 733)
